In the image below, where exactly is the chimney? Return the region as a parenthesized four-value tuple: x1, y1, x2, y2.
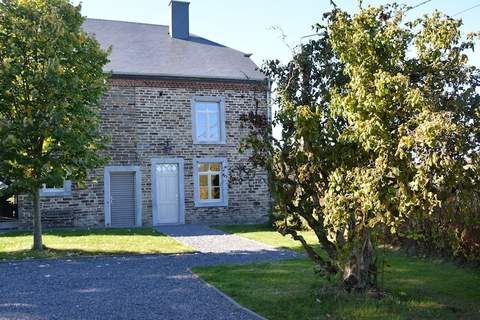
(169, 1, 190, 39)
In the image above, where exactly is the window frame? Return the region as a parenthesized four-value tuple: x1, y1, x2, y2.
(40, 180, 72, 197)
(193, 157, 228, 207)
(191, 96, 226, 145)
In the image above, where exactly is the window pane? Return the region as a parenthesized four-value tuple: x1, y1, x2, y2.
(195, 103, 209, 112)
(43, 183, 64, 190)
(196, 112, 208, 140)
(199, 175, 208, 187)
(199, 187, 209, 200)
(209, 163, 221, 172)
(211, 187, 221, 200)
(199, 163, 209, 172)
(208, 112, 220, 140)
(211, 174, 220, 187)
(156, 164, 177, 174)
(196, 128, 208, 140)
(205, 102, 219, 112)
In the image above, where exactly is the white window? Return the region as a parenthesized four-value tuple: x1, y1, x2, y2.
(40, 180, 72, 197)
(192, 97, 226, 144)
(193, 158, 228, 207)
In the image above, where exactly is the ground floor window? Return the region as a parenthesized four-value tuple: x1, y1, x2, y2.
(193, 158, 228, 207)
(0, 194, 17, 222)
(40, 180, 72, 197)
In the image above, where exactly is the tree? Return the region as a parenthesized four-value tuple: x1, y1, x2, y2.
(0, 0, 110, 250)
(241, 4, 480, 292)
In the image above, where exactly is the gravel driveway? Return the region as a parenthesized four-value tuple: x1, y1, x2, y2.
(0, 226, 296, 320)
(156, 225, 279, 253)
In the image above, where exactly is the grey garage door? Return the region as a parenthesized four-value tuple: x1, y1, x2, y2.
(110, 172, 136, 227)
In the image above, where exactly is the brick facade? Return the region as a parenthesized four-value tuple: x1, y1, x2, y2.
(18, 78, 271, 228)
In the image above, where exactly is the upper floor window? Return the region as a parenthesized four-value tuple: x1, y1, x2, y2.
(192, 97, 226, 144)
(40, 180, 72, 197)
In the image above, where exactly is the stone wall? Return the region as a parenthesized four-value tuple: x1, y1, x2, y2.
(18, 78, 271, 228)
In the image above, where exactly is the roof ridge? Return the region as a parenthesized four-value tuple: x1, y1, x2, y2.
(82, 18, 264, 80)
(85, 18, 248, 55)
(85, 17, 168, 28)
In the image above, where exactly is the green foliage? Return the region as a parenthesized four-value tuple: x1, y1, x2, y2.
(328, 5, 480, 264)
(0, 0, 111, 195)
(241, 4, 480, 291)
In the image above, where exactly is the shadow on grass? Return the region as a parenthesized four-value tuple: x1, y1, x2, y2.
(0, 247, 140, 261)
(214, 224, 273, 234)
(0, 227, 164, 238)
(0, 247, 172, 261)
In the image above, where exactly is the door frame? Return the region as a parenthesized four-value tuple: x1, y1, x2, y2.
(104, 166, 142, 227)
(151, 158, 185, 225)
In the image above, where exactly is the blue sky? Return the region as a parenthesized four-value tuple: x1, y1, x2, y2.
(72, 0, 480, 67)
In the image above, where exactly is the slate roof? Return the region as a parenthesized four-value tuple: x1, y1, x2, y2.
(82, 18, 264, 82)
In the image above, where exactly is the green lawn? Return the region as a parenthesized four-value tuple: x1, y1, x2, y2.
(216, 224, 320, 252)
(0, 228, 193, 261)
(192, 224, 480, 320)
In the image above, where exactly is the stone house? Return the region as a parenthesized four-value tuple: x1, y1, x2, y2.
(17, 1, 270, 228)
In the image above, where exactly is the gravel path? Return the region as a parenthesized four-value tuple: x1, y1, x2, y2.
(157, 225, 280, 253)
(0, 226, 297, 320)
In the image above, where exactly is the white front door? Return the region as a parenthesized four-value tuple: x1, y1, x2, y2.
(154, 163, 180, 224)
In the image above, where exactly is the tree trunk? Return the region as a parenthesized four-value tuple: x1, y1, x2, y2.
(32, 188, 43, 251)
(341, 233, 377, 292)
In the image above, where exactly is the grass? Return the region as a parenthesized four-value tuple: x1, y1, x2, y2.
(216, 224, 320, 252)
(0, 228, 193, 261)
(192, 224, 480, 320)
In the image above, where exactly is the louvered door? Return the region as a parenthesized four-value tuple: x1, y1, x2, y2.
(110, 172, 136, 227)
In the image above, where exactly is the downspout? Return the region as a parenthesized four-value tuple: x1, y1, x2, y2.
(267, 78, 272, 123)
(267, 77, 274, 220)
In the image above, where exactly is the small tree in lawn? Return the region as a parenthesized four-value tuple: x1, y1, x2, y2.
(241, 4, 480, 292)
(0, 0, 110, 250)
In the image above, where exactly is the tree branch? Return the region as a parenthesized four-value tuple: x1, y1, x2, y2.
(279, 227, 338, 274)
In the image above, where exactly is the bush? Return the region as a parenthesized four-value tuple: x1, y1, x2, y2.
(398, 189, 480, 265)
